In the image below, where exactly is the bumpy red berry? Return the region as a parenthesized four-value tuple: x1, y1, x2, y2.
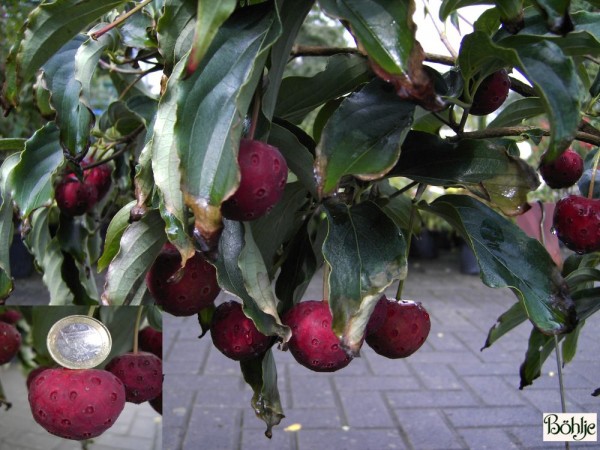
(28, 368, 126, 440)
(26, 366, 51, 390)
(0, 321, 21, 364)
(0, 309, 22, 324)
(138, 326, 162, 359)
(210, 301, 272, 361)
(539, 148, 584, 189)
(282, 300, 352, 372)
(83, 159, 112, 201)
(553, 195, 600, 254)
(55, 175, 98, 216)
(365, 298, 430, 359)
(221, 139, 288, 221)
(365, 295, 389, 336)
(470, 69, 510, 116)
(149, 392, 162, 415)
(105, 352, 162, 404)
(146, 243, 220, 316)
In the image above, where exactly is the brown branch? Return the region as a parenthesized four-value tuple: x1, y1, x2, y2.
(454, 126, 600, 147)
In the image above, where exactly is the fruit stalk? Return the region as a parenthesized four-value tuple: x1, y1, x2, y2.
(553, 335, 570, 450)
(587, 149, 600, 199)
(89, 0, 153, 40)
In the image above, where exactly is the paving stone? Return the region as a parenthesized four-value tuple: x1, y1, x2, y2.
(394, 408, 465, 450)
(408, 362, 463, 390)
(240, 427, 296, 450)
(182, 406, 243, 450)
(333, 375, 419, 392)
(386, 388, 480, 409)
(445, 405, 541, 427)
(288, 375, 337, 409)
(462, 375, 526, 406)
(458, 427, 520, 449)
(339, 391, 396, 428)
(297, 429, 408, 450)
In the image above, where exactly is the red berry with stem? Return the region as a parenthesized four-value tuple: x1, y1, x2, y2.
(28, 368, 126, 441)
(221, 139, 288, 221)
(282, 300, 353, 372)
(105, 351, 163, 404)
(210, 300, 272, 361)
(365, 298, 430, 359)
(138, 326, 162, 359)
(146, 243, 220, 317)
(365, 295, 389, 336)
(83, 159, 112, 201)
(0, 321, 21, 365)
(469, 69, 510, 116)
(0, 309, 22, 324)
(539, 148, 584, 189)
(553, 195, 600, 254)
(55, 174, 98, 216)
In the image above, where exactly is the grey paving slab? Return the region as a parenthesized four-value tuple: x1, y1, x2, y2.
(162, 250, 600, 449)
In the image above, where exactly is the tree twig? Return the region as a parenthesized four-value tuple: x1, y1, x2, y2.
(422, 0, 458, 58)
(453, 126, 600, 147)
(90, 0, 154, 40)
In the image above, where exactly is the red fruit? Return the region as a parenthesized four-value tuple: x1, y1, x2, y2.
(105, 352, 162, 404)
(210, 301, 272, 361)
(26, 366, 51, 390)
(0, 309, 22, 324)
(365, 298, 430, 359)
(28, 368, 126, 440)
(282, 300, 352, 372)
(146, 244, 220, 316)
(365, 295, 389, 336)
(539, 148, 584, 189)
(469, 69, 510, 116)
(55, 174, 98, 216)
(149, 392, 162, 415)
(221, 139, 288, 221)
(553, 195, 600, 254)
(83, 159, 112, 201)
(0, 321, 21, 365)
(138, 326, 162, 359)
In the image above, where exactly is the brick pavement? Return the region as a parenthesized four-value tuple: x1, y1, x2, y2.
(164, 249, 600, 450)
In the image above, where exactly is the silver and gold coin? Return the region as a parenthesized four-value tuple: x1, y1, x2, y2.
(47, 315, 112, 369)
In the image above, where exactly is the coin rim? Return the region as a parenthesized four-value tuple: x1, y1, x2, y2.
(47, 315, 112, 369)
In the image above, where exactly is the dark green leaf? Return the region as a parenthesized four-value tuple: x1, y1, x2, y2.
(423, 195, 576, 335)
(156, 0, 196, 70)
(275, 54, 371, 124)
(0, 139, 26, 152)
(97, 201, 136, 272)
(532, 0, 572, 34)
(9, 123, 63, 219)
(440, 1, 494, 21)
(323, 200, 407, 354)
(145, 305, 163, 332)
(175, 4, 281, 247)
(487, 98, 545, 128)
(0, 155, 19, 301)
(562, 321, 582, 365)
(32, 306, 89, 360)
(240, 349, 284, 438)
(197, 304, 215, 338)
(99, 306, 140, 367)
(482, 301, 527, 349)
(102, 210, 167, 306)
(519, 328, 555, 389)
(315, 78, 415, 197)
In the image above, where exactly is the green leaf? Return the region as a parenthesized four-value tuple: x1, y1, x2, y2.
(532, 0, 572, 34)
(156, 0, 197, 70)
(97, 200, 136, 272)
(487, 97, 545, 128)
(423, 195, 576, 335)
(98, 306, 139, 367)
(175, 4, 281, 248)
(240, 349, 284, 438)
(274, 54, 371, 124)
(390, 131, 539, 215)
(323, 200, 407, 354)
(561, 321, 582, 365)
(315, 78, 415, 197)
(0, 139, 26, 152)
(32, 306, 90, 360)
(102, 210, 167, 306)
(185, 0, 237, 74)
(9, 123, 63, 219)
(214, 220, 291, 342)
(519, 327, 555, 389)
(440, 1, 493, 21)
(0, 155, 20, 302)
(482, 301, 527, 349)
(145, 305, 163, 332)
(26, 208, 74, 305)
(3, 0, 128, 106)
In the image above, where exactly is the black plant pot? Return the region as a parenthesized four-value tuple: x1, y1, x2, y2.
(459, 242, 479, 275)
(9, 233, 34, 279)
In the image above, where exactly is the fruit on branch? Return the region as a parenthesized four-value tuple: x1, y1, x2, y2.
(82, 159, 112, 201)
(539, 148, 584, 189)
(553, 195, 600, 254)
(365, 295, 389, 336)
(55, 174, 98, 216)
(149, 392, 162, 415)
(146, 243, 220, 316)
(221, 139, 288, 221)
(469, 69, 510, 116)
(0, 321, 21, 364)
(210, 300, 272, 361)
(365, 297, 430, 359)
(28, 368, 126, 440)
(26, 366, 51, 390)
(282, 300, 353, 372)
(0, 309, 22, 324)
(138, 326, 162, 359)
(105, 352, 163, 404)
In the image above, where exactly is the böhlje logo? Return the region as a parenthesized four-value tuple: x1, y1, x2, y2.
(543, 413, 597, 442)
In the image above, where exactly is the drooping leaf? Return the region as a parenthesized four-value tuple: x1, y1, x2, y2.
(274, 54, 371, 124)
(175, 4, 281, 250)
(3, 0, 128, 106)
(323, 200, 407, 354)
(319, 0, 442, 109)
(315, 78, 415, 197)
(185, 0, 237, 75)
(390, 131, 539, 215)
(214, 220, 291, 343)
(519, 327, 556, 389)
(97, 201, 136, 272)
(0, 155, 20, 302)
(102, 210, 167, 306)
(423, 195, 576, 335)
(156, 0, 197, 71)
(0, 139, 26, 152)
(482, 301, 527, 350)
(487, 97, 545, 128)
(532, 0, 573, 34)
(197, 304, 215, 338)
(561, 321, 582, 365)
(98, 306, 140, 368)
(145, 305, 163, 332)
(9, 123, 63, 219)
(240, 349, 284, 438)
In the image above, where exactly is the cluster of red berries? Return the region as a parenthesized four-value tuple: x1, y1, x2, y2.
(55, 158, 112, 216)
